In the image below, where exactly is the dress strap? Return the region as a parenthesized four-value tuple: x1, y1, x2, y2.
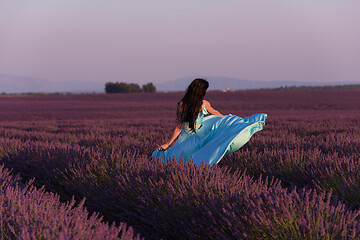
(202, 100, 208, 114)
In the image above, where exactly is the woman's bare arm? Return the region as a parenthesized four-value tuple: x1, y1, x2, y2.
(158, 123, 182, 150)
(204, 100, 224, 117)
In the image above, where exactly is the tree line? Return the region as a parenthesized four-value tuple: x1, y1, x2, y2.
(273, 84, 360, 90)
(105, 82, 156, 93)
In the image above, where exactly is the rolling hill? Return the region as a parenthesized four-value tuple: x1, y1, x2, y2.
(155, 76, 359, 92)
(0, 74, 104, 94)
(1, 73, 358, 93)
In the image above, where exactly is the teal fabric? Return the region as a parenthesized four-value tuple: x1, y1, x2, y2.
(152, 109, 267, 166)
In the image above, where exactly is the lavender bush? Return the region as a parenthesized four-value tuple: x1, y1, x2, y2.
(0, 165, 140, 240)
(1, 140, 360, 239)
(0, 89, 360, 239)
(220, 117, 360, 207)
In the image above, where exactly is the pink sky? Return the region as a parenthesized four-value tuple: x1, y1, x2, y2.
(0, 1, 359, 85)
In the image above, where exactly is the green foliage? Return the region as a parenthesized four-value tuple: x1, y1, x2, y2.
(142, 82, 156, 93)
(105, 82, 156, 93)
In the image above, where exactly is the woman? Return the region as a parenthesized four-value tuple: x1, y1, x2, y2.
(152, 78, 267, 166)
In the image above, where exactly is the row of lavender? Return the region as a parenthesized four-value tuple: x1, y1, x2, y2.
(1, 115, 359, 207)
(1, 89, 359, 122)
(0, 164, 139, 239)
(1, 90, 359, 239)
(221, 115, 360, 208)
(1, 113, 360, 239)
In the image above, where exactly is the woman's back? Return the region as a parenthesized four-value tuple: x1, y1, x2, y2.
(182, 101, 208, 128)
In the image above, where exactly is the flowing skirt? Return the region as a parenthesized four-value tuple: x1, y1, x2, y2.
(152, 113, 267, 166)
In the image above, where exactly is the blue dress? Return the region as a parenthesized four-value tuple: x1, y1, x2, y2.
(152, 107, 267, 166)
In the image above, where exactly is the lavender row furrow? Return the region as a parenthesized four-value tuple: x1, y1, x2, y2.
(0, 164, 140, 240)
(1, 90, 359, 239)
(0, 137, 359, 239)
(219, 116, 360, 208)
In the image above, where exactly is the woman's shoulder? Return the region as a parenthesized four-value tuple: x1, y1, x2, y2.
(203, 100, 211, 111)
(203, 100, 211, 106)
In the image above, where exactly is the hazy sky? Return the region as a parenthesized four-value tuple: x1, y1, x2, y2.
(1, 1, 359, 84)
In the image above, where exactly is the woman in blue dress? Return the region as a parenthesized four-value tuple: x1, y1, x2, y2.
(152, 78, 267, 166)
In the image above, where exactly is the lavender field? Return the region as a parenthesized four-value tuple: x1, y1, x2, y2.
(1, 89, 360, 239)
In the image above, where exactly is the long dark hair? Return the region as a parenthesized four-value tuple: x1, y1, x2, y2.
(177, 78, 209, 132)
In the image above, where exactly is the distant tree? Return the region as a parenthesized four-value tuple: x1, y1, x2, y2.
(128, 83, 142, 93)
(142, 82, 156, 93)
(105, 82, 124, 93)
(105, 82, 117, 93)
(105, 82, 146, 93)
